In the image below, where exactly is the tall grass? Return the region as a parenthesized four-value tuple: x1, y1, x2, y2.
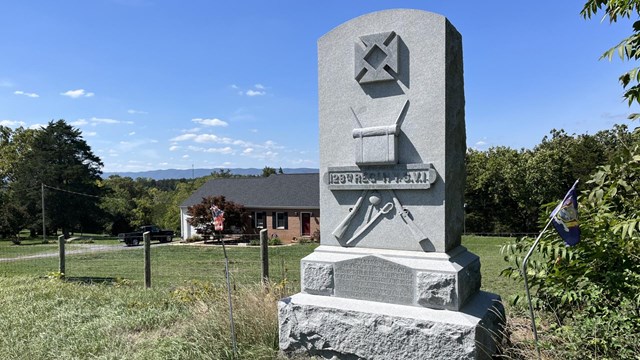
(0, 276, 291, 359)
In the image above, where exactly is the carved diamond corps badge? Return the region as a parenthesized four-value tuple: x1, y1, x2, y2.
(355, 31, 399, 84)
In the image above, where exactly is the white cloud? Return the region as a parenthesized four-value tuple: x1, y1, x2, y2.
(243, 148, 254, 154)
(128, 131, 136, 136)
(28, 123, 46, 130)
(172, 130, 283, 150)
(127, 109, 148, 115)
(14, 90, 39, 98)
(193, 134, 223, 143)
(169, 145, 180, 151)
(246, 89, 266, 96)
(92, 117, 119, 124)
(172, 133, 235, 144)
(171, 133, 197, 142)
(235, 84, 268, 96)
(85, 131, 97, 137)
(188, 145, 234, 154)
(182, 155, 189, 159)
(0, 120, 26, 127)
(70, 119, 88, 126)
(90, 117, 134, 125)
(192, 118, 228, 127)
(471, 139, 489, 150)
(249, 128, 258, 133)
(61, 89, 94, 98)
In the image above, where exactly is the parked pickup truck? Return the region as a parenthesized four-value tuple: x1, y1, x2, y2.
(118, 225, 174, 246)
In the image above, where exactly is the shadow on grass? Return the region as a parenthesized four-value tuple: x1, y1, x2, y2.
(64, 276, 120, 285)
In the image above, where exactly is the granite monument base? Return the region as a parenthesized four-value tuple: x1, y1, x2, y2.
(300, 245, 482, 311)
(278, 291, 504, 360)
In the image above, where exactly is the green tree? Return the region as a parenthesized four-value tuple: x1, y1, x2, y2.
(0, 184, 29, 241)
(11, 120, 103, 238)
(465, 147, 532, 233)
(160, 178, 208, 232)
(211, 169, 233, 178)
(100, 176, 142, 234)
(0, 126, 33, 239)
(582, 0, 640, 116)
(262, 166, 276, 177)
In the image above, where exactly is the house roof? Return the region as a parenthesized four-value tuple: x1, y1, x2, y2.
(180, 173, 320, 209)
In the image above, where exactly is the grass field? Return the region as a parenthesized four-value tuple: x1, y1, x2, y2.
(0, 236, 523, 359)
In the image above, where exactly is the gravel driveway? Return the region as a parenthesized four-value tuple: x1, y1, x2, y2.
(0, 242, 173, 262)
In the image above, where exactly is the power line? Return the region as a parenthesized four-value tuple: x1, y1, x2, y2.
(40, 183, 106, 242)
(42, 184, 102, 199)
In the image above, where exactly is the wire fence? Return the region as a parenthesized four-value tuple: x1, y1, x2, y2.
(0, 236, 313, 291)
(465, 232, 538, 238)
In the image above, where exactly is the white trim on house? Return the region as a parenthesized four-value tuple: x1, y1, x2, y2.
(179, 206, 197, 241)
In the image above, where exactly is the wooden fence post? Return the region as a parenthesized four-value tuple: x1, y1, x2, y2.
(260, 229, 269, 285)
(144, 231, 151, 288)
(58, 235, 65, 278)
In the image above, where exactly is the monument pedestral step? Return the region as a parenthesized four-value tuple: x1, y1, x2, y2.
(278, 291, 505, 360)
(301, 245, 481, 311)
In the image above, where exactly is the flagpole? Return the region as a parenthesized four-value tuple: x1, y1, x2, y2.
(522, 179, 579, 360)
(522, 219, 553, 360)
(211, 207, 237, 358)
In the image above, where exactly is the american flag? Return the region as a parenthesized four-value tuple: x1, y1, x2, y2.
(211, 205, 225, 219)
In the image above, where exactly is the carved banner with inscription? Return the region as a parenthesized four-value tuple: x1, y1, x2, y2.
(326, 163, 436, 190)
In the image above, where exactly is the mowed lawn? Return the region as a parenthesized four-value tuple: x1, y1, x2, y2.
(0, 236, 520, 359)
(0, 242, 315, 289)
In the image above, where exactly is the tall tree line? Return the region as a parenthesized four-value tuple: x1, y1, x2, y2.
(465, 125, 639, 234)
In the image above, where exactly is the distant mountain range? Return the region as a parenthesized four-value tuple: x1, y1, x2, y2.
(102, 168, 319, 180)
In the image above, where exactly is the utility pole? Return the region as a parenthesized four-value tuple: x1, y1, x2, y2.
(42, 183, 46, 243)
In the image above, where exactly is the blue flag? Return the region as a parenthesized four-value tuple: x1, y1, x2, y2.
(550, 181, 580, 246)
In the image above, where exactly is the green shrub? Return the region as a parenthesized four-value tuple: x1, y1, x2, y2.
(248, 238, 260, 246)
(268, 237, 282, 246)
(501, 143, 640, 358)
(185, 235, 202, 243)
(297, 236, 312, 244)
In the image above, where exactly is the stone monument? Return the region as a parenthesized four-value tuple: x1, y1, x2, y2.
(278, 9, 504, 359)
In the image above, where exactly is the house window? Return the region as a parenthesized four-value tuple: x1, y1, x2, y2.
(254, 212, 266, 229)
(276, 212, 286, 229)
(272, 212, 288, 229)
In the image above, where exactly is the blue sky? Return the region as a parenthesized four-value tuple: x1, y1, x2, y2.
(0, 1, 637, 172)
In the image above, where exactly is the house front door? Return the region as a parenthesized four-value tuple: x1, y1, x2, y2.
(301, 213, 311, 236)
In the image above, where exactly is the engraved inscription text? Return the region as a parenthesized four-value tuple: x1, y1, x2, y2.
(334, 256, 414, 304)
(327, 164, 437, 190)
